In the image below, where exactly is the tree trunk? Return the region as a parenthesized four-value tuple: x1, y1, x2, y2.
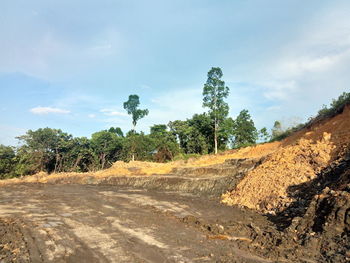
(214, 89, 218, 155)
(73, 155, 82, 171)
(54, 149, 60, 173)
(132, 123, 136, 161)
(101, 153, 106, 169)
(214, 118, 218, 154)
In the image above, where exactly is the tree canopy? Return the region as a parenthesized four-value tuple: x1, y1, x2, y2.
(123, 94, 149, 129)
(232, 109, 258, 148)
(202, 67, 229, 154)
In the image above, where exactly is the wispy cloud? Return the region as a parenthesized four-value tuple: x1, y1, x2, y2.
(30, 106, 70, 115)
(140, 84, 151, 90)
(100, 108, 128, 117)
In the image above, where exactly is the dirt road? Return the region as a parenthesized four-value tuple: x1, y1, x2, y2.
(0, 184, 273, 263)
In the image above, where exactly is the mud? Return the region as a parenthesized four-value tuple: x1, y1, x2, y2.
(0, 184, 278, 263)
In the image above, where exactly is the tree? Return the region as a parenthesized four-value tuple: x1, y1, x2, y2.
(0, 145, 16, 179)
(271, 121, 283, 139)
(67, 137, 96, 172)
(123, 94, 149, 161)
(259, 127, 270, 142)
(108, 127, 124, 137)
(202, 67, 229, 154)
(123, 95, 149, 130)
(168, 118, 208, 154)
(150, 124, 179, 162)
(16, 128, 72, 173)
(91, 131, 123, 169)
(121, 131, 154, 161)
(168, 120, 190, 151)
(232, 109, 258, 148)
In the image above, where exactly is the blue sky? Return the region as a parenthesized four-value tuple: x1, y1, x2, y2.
(1, 0, 349, 145)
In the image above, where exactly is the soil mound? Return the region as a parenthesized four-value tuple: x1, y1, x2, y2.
(222, 104, 350, 213)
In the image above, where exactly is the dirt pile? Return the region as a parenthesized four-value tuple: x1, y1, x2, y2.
(222, 104, 350, 213)
(222, 135, 335, 211)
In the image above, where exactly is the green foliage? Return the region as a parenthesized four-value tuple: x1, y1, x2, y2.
(149, 124, 179, 162)
(123, 94, 149, 161)
(3, 84, 346, 179)
(169, 118, 208, 154)
(317, 92, 350, 118)
(232, 109, 258, 148)
(202, 67, 230, 154)
(0, 145, 17, 178)
(66, 137, 96, 172)
(258, 127, 270, 142)
(108, 127, 124, 137)
(91, 130, 123, 169)
(270, 92, 350, 142)
(271, 121, 283, 139)
(270, 123, 305, 142)
(121, 132, 154, 161)
(123, 94, 149, 128)
(16, 128, 73, 173)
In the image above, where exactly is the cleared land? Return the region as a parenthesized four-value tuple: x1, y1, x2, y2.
(0, 184, 273, 263)
(0, 105, 349, 262)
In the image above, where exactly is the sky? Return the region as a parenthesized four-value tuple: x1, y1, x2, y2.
(1, 0, 349, 146)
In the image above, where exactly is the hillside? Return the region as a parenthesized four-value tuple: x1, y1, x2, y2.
(222, 104, 350, 212)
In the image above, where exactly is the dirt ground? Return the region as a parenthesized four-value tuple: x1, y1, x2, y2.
(0, 183, 278, 263)
(0, 169, 349, 262)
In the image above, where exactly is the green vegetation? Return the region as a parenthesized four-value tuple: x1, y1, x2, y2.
(317, 92, 350, 119)
(202, 67, 230, 154)
(232, 109, 258, 148)
(1, 70, 348, 179)
(123, 94, 149, 161)
(270, 92, 350, 142)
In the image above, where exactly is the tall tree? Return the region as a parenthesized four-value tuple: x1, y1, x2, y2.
(202, 67, 230, 154)
(123, 94, 149, 161)
(232, 109, 258, 148)
(271, 121, 283, 139)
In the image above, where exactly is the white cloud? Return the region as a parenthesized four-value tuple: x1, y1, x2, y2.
(140, 84, 151, 90)
(30, 106, 70, 115)
(100, 108, 128, 117)
(88, 114, 96, 118)
(237, 5, 350, 106)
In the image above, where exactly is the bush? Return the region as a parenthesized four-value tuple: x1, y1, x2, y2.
(317, 92, 350, 118)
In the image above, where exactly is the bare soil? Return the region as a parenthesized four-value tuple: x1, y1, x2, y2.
(0, 183, 277, 263)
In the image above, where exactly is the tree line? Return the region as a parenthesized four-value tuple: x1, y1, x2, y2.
(0, 67, 292, 179)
